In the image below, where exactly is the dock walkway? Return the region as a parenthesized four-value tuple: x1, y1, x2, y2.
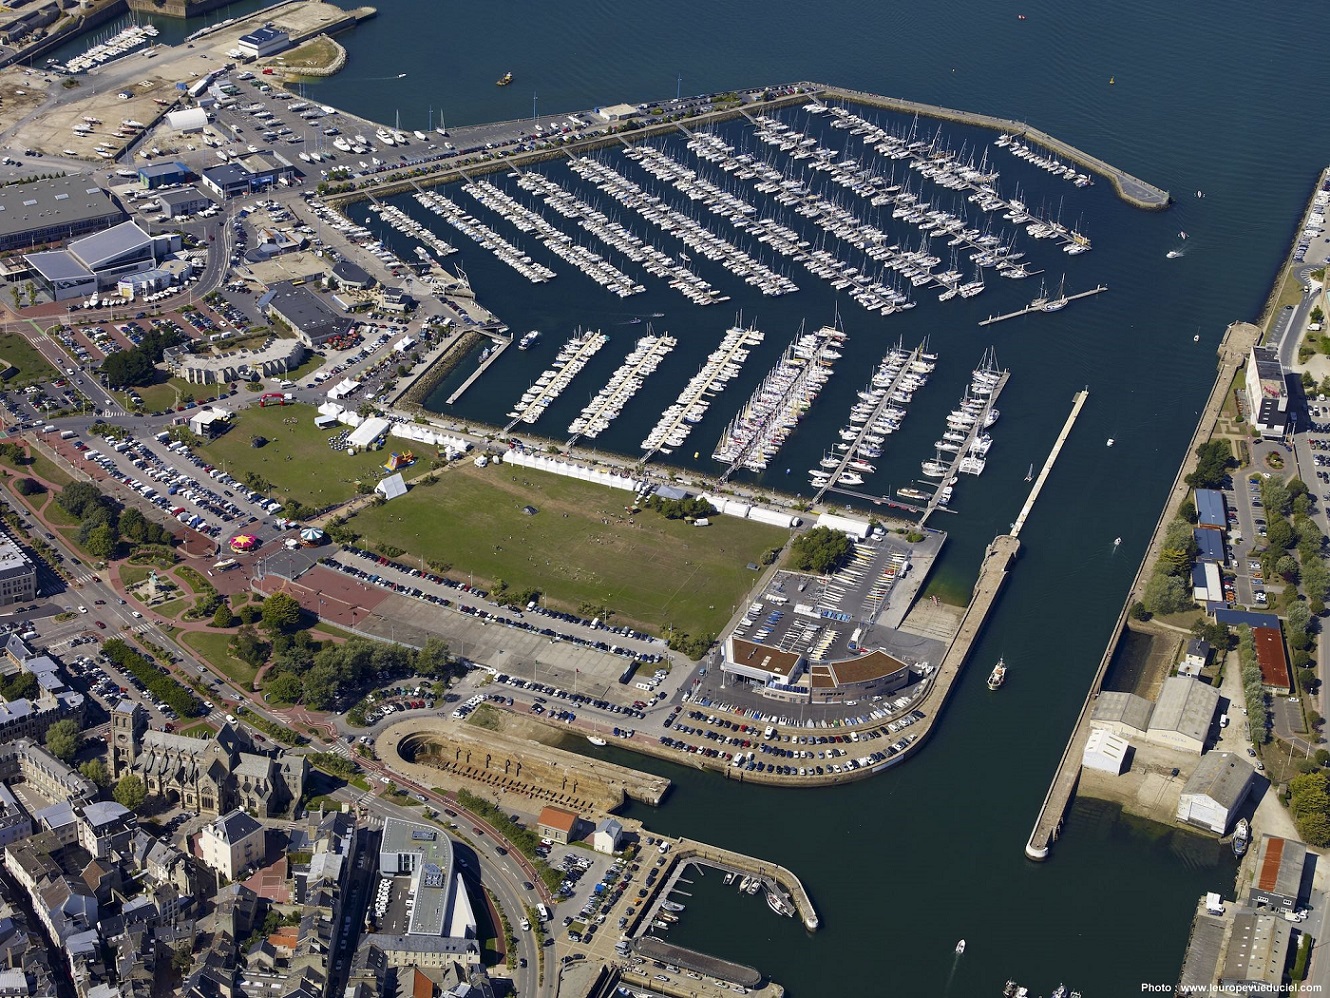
(978, 285, 1108, 326)
(444, 337, 510, 405)
(918, 370, 1009, 526)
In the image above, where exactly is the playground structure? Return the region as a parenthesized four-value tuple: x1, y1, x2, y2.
(228, 533, 259, 554)
(383, 450, 416, 472)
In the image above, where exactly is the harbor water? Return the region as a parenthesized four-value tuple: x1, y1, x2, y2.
(83, 0, 1326, 990)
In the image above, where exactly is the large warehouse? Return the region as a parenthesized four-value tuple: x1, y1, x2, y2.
(261, 281, 354, 346)
(0, 177, 124, 253)
(1176, 752, 1256, 834)
(1145, 676, 1220, 755)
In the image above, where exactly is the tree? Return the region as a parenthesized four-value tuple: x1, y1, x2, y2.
(789, 527, 854, 574)
(1267, 516, 1295, 551)
(56, 481, 106, 518)
(83, 523, 117, 559)
(1143, 573, 1193, 615)
(113, 774, 148, 810)
(1276, 554, 1301, 583)
(171, 945, 193, 974)
(1129, 601, 1151, 621)
(1185, 440, 1236, 489)
(265, 671, 304, 705)
(1158, 518, 1198, 576)
(260, 592, 303, 633)
(44, 718, 80, 762)
(211, 603, 236, 628)
(79, 759, 109, 786)
(12, 477, 41, 496)
(1178, 497, 1198, 524)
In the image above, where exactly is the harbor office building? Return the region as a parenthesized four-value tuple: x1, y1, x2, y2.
(721, 637, 912, 704)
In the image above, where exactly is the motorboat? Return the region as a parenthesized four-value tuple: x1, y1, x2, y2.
(497, 71, 514, 86)
(987, 658, 1007, 691)
(955, 939, 966, 955)
(1233, 818, 1250, 858)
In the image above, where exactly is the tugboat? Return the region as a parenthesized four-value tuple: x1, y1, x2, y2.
(1233, 818, 1251, 858)
(987, 658, 1007, 691)
(496, 71, 514, 86)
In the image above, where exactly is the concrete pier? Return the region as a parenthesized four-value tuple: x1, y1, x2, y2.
(978, 285, 1109, 326)
(1025, 323, 1259, 861)
(669, 839, 820, 931)
(1011, 389, 1088, 538)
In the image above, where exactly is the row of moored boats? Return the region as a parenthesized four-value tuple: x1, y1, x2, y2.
(640, 321, 765, 457)
(567, 332, 676, 440)
(414, 190, 556, 283)
(60, 23, 158, 74)
(506, 329, 609, 425)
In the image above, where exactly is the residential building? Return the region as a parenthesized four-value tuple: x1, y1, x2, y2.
(200, 809, 266, 880)
(592, 818, 622, 855)
(0, 535, 36, 607)
(536, 807, 579, 845)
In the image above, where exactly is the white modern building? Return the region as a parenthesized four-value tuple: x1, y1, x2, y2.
(236, 24, 289, 60)
(377, 817, 475, 939)
(25, 222, 179, 302)
(1245, 345, 1288, 439)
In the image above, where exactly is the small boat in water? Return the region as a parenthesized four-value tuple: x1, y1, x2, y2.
(587, 735, 607, 747)
(955, 939, 966, 955)
(1233, 818, 1250, 857)
(661, 900, 685, 913)
(518, 329, 540, 350)
(987, 658, 1007, 691)
(497, 71, 514, 86)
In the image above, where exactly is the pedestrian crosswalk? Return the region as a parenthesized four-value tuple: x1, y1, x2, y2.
(99, 408, 126, 418)
(328, 741, 351, 758)
(128, 622, 153, 634)
(71, 572, 99, 585)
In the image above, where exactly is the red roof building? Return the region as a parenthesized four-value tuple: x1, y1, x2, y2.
(1253, 626, 1292, 695)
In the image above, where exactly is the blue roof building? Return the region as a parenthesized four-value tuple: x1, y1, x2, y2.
(1193, 528, 1225, 563)
(1195, 489, 1227, 529)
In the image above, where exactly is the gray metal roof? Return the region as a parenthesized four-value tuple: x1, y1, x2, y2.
(1091, 691, 1153, 732)
(1149, 676, 1220, 743)
(68, 220, 152, 270)
(1221, 911, 1290, 987)
(1182, 751, 1254, 810)
(0, 176, 123, 241)
(158, 187, 210, 208)
(25, 250, 93, 282)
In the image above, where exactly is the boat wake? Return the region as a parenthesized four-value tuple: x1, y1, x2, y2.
(1166, 245, 1188, 259)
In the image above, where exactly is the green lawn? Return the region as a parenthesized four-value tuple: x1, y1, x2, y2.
(199, 403, 394, 507)
(119, 564, 153, 588)
(285, 353, 326, 383)
(0, 449, 75, 490)
(346, 463, 787, 636)
(181, 629, 259, 687)
(115, 375, 197, 414)
(0, 333, 60, 389)
(41, 497, 78, 526)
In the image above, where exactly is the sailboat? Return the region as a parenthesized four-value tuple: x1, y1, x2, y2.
(1041, 274, 1068, 312)
(1024, 463, 1033, 482)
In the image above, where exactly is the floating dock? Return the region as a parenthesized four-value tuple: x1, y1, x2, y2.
(1012, 389, 1088, 537)
(978, 285, 1109, 326)
(443, 337, 510, 405)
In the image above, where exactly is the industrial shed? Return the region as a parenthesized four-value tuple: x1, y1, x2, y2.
(1089, 691, 1153, 738)
(1082, 727, 1130, 775)
(1145, 676, 1220, 754)
(1176, 752, 1255, 834)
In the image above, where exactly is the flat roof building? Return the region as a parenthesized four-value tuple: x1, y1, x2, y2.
(1245, 345, 1288, 439)
(0, 534, 36, 607)
(595, 103, 638, 122)
(378, 817, 474, 940)
(1145, 676, 1220, 754)
(1248, 835, 1306, 912)
(262, 281, 354, 347)
(157, 188, 213, 219)
(0, 177, 124, 253)
(1193, 528, 1224, 564)
(237, 25, 289, 60)
(1177, 752, 1255, 834)
(25, 221, 175, 302)
(137, 162, 188, 189)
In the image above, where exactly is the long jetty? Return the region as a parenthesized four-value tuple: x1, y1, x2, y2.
(1025, 325, 1258, 861)
(1012, 390, 1088, 537)
(978, 285, 1109, 327)
(812, 83, 1171, 210)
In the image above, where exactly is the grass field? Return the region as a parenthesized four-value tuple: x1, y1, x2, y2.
(0, 448, 75, 490)
(346, 463, 787, 636)
(0, 333, 59, 389)
(182, 629, 259, 688)
(199, 403, 393, 507)
(116, 375, 200, 413)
